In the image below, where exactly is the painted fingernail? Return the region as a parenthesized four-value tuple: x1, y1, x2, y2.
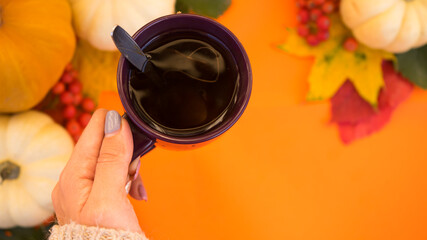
(104, 110, 121, 135)
(129, 159, 140, 177)
(125, 180, 132, 194)
(138, 184, 148, 201)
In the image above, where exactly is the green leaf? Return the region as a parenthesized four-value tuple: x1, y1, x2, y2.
(0, 223, 54, 240)
(175, 0, 231, 18)
(396, 44, 427, 89)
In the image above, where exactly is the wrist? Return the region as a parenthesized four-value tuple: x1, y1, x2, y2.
(49, 222, 148, 240)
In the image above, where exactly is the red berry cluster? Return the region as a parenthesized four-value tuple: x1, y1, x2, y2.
(296, 0, 340, 46)
(49, 64, 96, 142)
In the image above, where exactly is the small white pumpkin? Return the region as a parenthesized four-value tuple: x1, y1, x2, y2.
(69, 0, 176, 51)
(0, 111, 73, 228)
(340, 0, 427, 53)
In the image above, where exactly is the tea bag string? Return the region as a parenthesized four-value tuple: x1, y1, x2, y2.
(163, 46, 220, 83)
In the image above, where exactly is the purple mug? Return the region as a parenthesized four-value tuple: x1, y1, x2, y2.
(116, 13, 252, 160)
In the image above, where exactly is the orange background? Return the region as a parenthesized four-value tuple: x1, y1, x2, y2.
(100, 0, 427, 239)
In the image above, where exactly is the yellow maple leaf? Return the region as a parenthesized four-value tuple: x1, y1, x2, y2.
(279, 15, 395, 105)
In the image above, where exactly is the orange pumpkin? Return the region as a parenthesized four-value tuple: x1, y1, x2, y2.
(0, 0, 75, 112)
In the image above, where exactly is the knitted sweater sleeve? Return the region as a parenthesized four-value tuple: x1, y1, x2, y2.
(48, 223, 149, 240)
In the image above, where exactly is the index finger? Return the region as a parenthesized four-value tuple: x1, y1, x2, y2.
(64, 109, 108, 181)
(55, 109, 108, 219)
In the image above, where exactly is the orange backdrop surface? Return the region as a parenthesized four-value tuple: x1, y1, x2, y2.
(99, 0, 427, 239)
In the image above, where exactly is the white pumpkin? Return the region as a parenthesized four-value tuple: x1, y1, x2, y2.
(340, 0, 427, 53)
(69, 0, 176, 51)
(0, 111, 73, 228)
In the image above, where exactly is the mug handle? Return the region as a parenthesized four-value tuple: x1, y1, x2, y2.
(123, 113, 156, 160)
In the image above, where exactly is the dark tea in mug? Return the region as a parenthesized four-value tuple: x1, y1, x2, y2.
(128, 30, 239, 137)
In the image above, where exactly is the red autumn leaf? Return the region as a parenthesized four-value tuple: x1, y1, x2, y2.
(330, 81, 376, 124)
(331, 61, 413, 144)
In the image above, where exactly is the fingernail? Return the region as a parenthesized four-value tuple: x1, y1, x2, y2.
(129, 159, 140, 177)
(125, 180, 132, 194)
(105, 110, 121, 135)
(138, 184, 148, 201)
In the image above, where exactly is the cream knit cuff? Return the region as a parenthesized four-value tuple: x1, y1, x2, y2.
(49, 222, 149, 240)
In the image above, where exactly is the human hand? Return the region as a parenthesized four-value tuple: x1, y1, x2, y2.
(52, 109, 146, 233)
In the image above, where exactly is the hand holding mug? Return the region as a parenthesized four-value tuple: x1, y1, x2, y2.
(52, 109, 144, 233)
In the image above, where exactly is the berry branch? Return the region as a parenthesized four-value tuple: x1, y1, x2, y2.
(36, 64, 96, 143)
(296, 0, 339, 46)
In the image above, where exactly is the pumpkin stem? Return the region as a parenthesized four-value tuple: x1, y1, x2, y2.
(0, 161, 21, 184)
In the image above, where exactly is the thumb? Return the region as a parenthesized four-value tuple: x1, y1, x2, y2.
(91, 110, 134, 197)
